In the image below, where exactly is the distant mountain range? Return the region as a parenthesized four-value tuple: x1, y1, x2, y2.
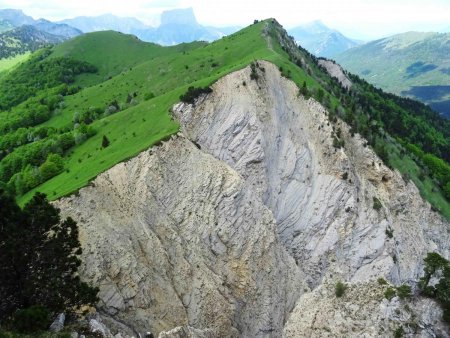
(287, 21, 361, 57)
(142, 8, 240, 45)
(60, 8, 240, 45)
(0, 7, 241, 61)
(0, 25, 64, 59)
(59, 13, 149, 35)
(0, 9, 81, 39)
(335, 31, 450, 118)
(0, 9, 81, 58)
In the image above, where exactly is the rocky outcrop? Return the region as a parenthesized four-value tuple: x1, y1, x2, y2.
(58, 60, 449, 336)
(284, 280, 449, 337)
(318, 59, 352, 89)
(49, 313, 65, 332)
(158, 326, 215, 338)
(57, 135, 304, 337)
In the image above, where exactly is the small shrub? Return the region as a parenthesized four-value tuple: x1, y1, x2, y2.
(11, 305, 51, 333)
(335, 281, 347, 298)
(299, 81, 310, 99)
(102, 135, 110, 148)
(250, 62, 259, 80)
(394, 326, 404, 338)
(144, 92, 155, 101)
(333, 137, 344, 149)
(377, 277, 388, 285)
(179, 86, 212, 104)
(384, 287, 396, 300)
(315, 88, 325, 103)
(396, 284, 412, 299)
(373, 197, 382, 211)
(385, 228, 394, 238)
(342, 172, 348, 180)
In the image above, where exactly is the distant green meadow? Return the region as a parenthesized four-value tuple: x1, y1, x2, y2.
(0, 52, 30, 72)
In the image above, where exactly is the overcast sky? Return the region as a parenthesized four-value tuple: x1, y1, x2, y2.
(1, 0, 450, 40)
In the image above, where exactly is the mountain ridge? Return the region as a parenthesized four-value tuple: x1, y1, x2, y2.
(3, 20, 446, 220)
(0, 17, 449, 337)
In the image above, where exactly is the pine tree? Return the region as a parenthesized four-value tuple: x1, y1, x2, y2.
(0, 191, 98, 323)
(102, 135, 110, 148)
(300, 81, 309, 98)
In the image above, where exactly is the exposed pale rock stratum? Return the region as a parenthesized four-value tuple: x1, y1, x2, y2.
(57, 61, 449, 337)
(317, 59, 352, 89)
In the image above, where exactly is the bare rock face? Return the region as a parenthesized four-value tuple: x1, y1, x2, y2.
(174, 61, 449, 289)
(318, 59, 352, 89)
(57, 60, 450, 337)
(57, 136, 304, 337)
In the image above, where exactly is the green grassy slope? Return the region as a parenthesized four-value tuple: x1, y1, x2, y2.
(388, 142, 450, 220)
(51, 31, 207, 87)
(20, 22, 336, 203)
(0, 52, 30, 73)
(19, 21, 322, 203)
(335, 32, 450, 117)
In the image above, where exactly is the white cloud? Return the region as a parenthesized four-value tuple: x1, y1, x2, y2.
(1, 0, 449, 39)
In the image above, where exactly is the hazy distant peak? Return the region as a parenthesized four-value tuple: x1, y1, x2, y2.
(0, 8, 26, 16)
(59, 14, 149, 34)
(288, 21, 359, 57)
(160, 8, 198, 26)
(303, 20, 329, 31)
(0, 8, 35, 26)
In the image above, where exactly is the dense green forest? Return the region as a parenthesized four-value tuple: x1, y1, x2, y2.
(0, 25, 63, 59)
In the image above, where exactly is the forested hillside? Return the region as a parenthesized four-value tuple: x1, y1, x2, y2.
(335, 32, 450, 118)
(0, 25, 63, 59)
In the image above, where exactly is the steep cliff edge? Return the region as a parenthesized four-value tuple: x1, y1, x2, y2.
(57, 61, 449, 337)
